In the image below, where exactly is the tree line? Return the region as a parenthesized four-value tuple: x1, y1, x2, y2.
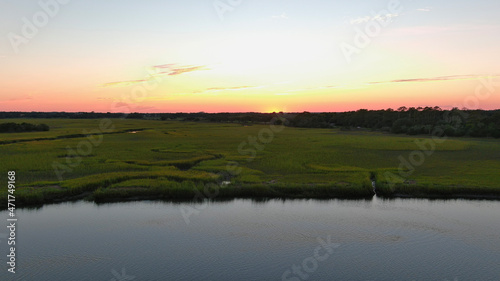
(1, 107, 499, 138)
(0, 122, 50, 133)
(284, 107, 500, 138)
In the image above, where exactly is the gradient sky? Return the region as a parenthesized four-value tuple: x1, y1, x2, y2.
(1, 0, 499, 113)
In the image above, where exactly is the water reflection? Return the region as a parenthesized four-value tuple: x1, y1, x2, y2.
(1, 198, 499, 280)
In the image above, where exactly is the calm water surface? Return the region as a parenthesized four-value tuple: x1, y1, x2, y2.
(1, 197, 499, 280)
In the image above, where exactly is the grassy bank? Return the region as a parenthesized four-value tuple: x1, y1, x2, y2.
(1, 118, 499, 208)
(1, 178, 374, 207)
(92, 182, 375, 203)
(376, 182, 500, 199)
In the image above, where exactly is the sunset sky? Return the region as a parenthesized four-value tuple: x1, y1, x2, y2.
(1, 0, 499, 113)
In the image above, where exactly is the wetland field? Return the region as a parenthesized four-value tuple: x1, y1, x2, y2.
(1, 117, 500, 208)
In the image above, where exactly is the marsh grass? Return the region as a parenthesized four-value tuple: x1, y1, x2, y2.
(124, 154, 221, 170)
(376, 182, 500, 198)
(1, 119, 500, 208)
(92, 182, 375, 202)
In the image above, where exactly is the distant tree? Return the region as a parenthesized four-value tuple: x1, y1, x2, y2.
(392, 118, 413, 134)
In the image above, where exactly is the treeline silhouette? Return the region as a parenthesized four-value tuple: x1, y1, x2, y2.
(1, 106, 499, 138)
(286, 107, 500, 138)
(0, 122, 50, 133)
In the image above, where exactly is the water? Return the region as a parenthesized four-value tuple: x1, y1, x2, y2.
(1, 197, 499, 280)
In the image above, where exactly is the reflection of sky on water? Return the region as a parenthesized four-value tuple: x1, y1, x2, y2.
(1, 198, 499, 280)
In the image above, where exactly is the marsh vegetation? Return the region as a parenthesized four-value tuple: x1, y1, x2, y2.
(1, 118, 499, 208)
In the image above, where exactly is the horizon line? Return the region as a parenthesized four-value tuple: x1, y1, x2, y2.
(1, 107, 500, 115)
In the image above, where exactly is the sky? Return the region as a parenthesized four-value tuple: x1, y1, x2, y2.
(1, 0, 499, 113)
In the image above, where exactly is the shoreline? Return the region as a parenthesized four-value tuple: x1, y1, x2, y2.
(3, 186, 500, 210)
(380, 192, 500, 201)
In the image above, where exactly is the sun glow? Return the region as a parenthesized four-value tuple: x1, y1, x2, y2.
(2, 1, 500, 113)
(211, 31, 333, 78)
(264, 107, 285, 113)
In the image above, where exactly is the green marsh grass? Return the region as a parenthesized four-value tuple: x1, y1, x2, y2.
(1, 119, 500, 207)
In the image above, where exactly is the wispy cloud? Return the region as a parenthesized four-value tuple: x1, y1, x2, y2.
(350, 13, 399, 25)
(101, 64, 208, 88)
(191, 83, 342, 96)
(101, 80, 150, 88)
(3, 94, 34, 102)
(368, 74, 500, 85)
(193, 85, 261, 94)
(96, 97, 113, 101)
(315, 85, 341, 90)
(388, 24, 500, 36)
(158, 65, 207, 76)
(272, 12, 288, 20)
(206, 86, 257, 92)
(152, 64, 176, 69)
(416, 7, 432, 12)
(130, 105, 157, 111)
